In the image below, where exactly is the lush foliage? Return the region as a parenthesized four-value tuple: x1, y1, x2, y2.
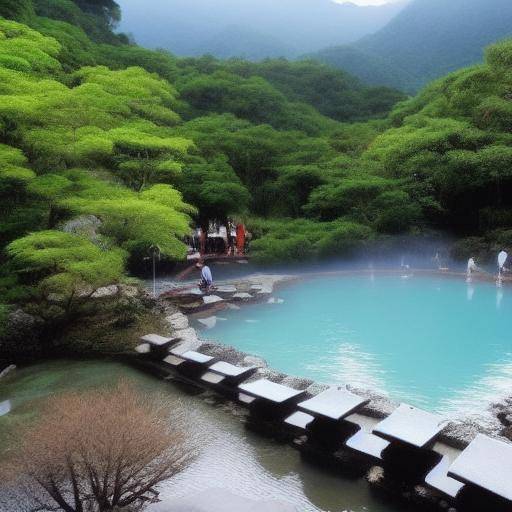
(2, 0, 512, 345)
(248, 218, 373, 264)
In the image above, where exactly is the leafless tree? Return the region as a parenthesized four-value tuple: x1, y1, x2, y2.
(2, 380, 195, 512)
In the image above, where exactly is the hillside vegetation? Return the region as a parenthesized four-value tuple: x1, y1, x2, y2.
(2, 0, 512, 353)
(314, 0, 512, 93)
(0, 0, 407, 346)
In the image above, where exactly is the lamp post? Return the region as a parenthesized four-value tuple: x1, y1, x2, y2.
(149, 245, 161, 297)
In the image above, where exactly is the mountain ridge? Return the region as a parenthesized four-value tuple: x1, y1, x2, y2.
(313, 0, 512, 92)
(116, 0, 407, 60)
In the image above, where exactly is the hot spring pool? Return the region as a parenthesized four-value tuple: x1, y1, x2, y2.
(203, 274, 512, 415)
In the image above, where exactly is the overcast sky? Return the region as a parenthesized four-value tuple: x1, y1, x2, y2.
(335, 0, 402, 5)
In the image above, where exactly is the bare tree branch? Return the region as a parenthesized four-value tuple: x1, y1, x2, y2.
(1, 380, 195, 512)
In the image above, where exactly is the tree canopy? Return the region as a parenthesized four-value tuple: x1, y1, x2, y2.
(2, 0, 512, 329)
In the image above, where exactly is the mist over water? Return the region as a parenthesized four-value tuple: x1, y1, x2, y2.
(149, 233, 465, 291)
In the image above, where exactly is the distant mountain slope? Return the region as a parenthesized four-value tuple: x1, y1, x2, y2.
(314, 0, 512, 92)
(195, 26, 294, 61)
(116, 0, 406, 59)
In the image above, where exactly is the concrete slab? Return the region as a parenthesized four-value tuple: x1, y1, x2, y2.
(233, 293, 253, 300)
(134, 343, 150, 354)
(284, 411, 314, 430)
(373, 404, 444, 449)
(239, 379, 305, 404)
(298, 387, 369, 421)
(180, 351, 214, 364)
(201, 371, 225, 385)
(178, 287, 203, 296)
(238, 392, 257, 404)
(209, 361, 257, 378)
(426, 455, 465, 498)
(203, 295, 224, 305)
(197, 316, 217, 329)
(163, 355, 185, 367)
(448, 434, 512, 502)
(345, 430, 390, 461)
(140, 334, 174, 347)
(216, 285, 237, 293)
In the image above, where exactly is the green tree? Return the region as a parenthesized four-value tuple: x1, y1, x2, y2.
(7, 231, 126, 312)
(178, 156, 250, 225)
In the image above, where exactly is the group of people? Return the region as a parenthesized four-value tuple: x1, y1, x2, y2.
(186, 221, 249, 258)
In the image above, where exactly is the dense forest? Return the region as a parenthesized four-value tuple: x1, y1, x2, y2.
(314, 0, 512, 93)
(2, 0, 512, 351)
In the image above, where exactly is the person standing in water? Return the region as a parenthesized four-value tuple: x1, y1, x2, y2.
(467, 257, 479, 282)
(497, 250, 508, 287)
(196, 260, 213, 291)
(498, 250, 508, 274)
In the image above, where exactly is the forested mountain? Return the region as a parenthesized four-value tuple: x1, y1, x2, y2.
(0, 0, 407, 341)
(2, 0, 512, 350)
(314, 0, 512, 92)
(116, 0, 406, 60)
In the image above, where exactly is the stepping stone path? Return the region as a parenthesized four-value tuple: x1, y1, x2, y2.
(232, 292, 253, 301)
(202, 295, 224, 305)
(198, 316, 218, 329)
(216, 285, 237, 293)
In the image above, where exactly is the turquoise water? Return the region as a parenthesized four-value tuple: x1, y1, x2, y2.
(205, 274, 512, 414)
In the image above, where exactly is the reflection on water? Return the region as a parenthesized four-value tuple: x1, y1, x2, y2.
(308, 342, 389, 396)
(0, 361, 414, 512)
(497, 288, 504, 310)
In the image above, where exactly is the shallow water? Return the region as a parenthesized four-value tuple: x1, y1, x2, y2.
(0, 360, 412, 512)
(204, 274, 512, 415)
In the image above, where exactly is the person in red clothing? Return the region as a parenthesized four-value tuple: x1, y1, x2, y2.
(236, 223, 245, 255)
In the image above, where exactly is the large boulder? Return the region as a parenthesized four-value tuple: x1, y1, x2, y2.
(91, 285, 119, 299)
(165, 312, 189, 330)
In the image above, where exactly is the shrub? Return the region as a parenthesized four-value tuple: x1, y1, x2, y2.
(316, 222, 373, 258)
(2, 380, 195, 511)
